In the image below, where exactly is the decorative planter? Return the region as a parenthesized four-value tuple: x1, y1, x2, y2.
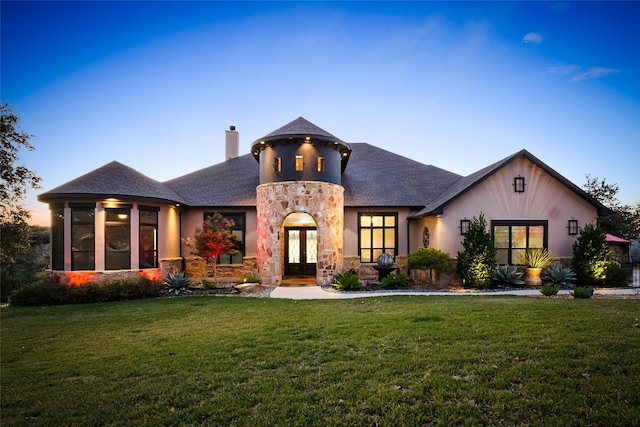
(525, 267, 542, 285)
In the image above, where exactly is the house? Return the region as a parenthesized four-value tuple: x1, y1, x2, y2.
(38, 117, 609, 286)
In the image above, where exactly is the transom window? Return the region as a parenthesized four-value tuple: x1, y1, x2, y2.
(492, 220, 548, 265)
(359, 213, 397, 263)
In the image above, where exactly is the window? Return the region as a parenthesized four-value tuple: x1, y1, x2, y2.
(492, 220, 547, 265)
(105, 207, 131, 270)
(317, 157, 325, 172)
(460, 219, 470, 235)
(204, 212, 245, 264)
(51, 206, 64, 270)
(140, 207, 159, 268)
(71, 205, 95, 270)
(568, 219, 579, 235)
(275, 156, 282, 173)
(514, 176, 526, 193)
(295, 155, 304, 171)
(359, 213, 397, 263)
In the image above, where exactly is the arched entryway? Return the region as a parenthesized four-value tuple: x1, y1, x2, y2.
(283, 212, 317, 277)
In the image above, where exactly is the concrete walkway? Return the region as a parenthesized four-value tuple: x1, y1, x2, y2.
(270, 285, 640, 300)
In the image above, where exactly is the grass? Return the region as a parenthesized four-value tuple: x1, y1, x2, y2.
(2, 296, 639, 426)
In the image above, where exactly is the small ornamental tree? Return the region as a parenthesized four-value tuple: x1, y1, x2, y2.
(456, 213, 496, 289)
(182, 213, 240, 281)
(572, 223, 611, 288)
(407, 247, 455, 286)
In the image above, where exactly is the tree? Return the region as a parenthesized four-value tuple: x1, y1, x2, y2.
(456, 213, 496, 289)
(407, 247, 455, 286)
(572, 223, 612, 288)
(1, 102, 42, 298)
(583, 174, 640, 240)
(182, 213, 240, 281)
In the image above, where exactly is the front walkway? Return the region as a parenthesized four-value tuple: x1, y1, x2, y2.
(270, 286, 640, 300)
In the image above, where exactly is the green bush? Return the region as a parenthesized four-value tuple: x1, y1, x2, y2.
(571, 287, 593, 299)
(8, 281, 68, 307)
(201, 279, 217, 290)
(407, 248, 455, 285)
(572, 223, 612, 287)
(8, 276, 164, 307)
(539, 284, 559, 297)
(457, 213, 496, 289)
(379, 273, 408, 289)
(604, 263, 632, 287)
(332, 272, 362, 291)
(491, 265, 525, 288)
(238, 275, 261, 284)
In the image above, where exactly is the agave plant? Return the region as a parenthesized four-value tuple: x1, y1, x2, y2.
(540, 265, 577, 287)
(491, 265, 525, 287)
(164, 271, 193, 295)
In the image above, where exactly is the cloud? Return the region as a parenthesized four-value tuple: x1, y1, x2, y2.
(548, 65, 581, 76)
(571, 67, 619, 82)
(522, 32, 543, 45)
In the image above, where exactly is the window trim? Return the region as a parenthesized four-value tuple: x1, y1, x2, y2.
(71, 205, 96, 271)
(358, 212, 398, 263)
(105, 207, 131, 270)
(491, 220, 548, 265)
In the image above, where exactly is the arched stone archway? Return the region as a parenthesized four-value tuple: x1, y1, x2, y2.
(256, 181, 344, 286)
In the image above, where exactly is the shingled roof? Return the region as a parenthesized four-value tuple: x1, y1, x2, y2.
(409, 149, 610, 217)
(342, 143, 461, 207)
(164, 154, 259, 206)
(257, 116, 346, 144)
(38, 161, 187, 204)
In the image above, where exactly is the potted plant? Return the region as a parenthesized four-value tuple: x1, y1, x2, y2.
(518, 248, 552, 281)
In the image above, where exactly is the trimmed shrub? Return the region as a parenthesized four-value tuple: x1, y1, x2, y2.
(407, 248, 455, 285)
(539, 284, 559, 297)
(571, 287, 594, 299)
(379, 273, 408, 289)
(8, 281, 68, 307)
(8, 276, 164, 307)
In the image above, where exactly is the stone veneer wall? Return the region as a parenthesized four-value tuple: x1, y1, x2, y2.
(256, 181, 344, 286)
(184, 257, 259, 283)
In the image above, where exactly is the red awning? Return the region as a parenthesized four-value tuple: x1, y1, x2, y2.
(605, 233, 629, 243)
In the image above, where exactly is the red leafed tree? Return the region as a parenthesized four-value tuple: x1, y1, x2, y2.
(183, 213, 239, 281)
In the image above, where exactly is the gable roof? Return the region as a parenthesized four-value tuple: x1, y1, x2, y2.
(164, 154, 259, 206)
(38, 161, 187, 205)
(343, 143, 461, 207)
(409, 149, 610, 218)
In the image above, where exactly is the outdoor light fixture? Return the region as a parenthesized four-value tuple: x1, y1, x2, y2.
(514, 176, 526, 193)
(568, 219, 578, 235)
(460, 219, 470, 235)
(117, 213, 128, 220)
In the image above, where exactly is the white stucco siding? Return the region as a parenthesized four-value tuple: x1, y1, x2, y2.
(435, 158, 598, 259)
(158, 205, 181, 260)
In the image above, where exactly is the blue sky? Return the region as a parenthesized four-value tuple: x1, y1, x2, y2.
(2, 1, 639, 225)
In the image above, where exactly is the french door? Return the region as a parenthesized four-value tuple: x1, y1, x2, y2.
(284, 227, 317, 276)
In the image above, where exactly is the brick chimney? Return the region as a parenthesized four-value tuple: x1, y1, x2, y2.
(225, 125, 239, 160)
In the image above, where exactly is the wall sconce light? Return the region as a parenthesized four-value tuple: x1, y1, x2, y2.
(568, 219, 578, 235)
(514, 176, 525, 193)
(460, 219, 470, 235)
(117, 213, 128, 220)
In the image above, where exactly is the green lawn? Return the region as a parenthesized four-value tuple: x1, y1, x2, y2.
(2, 296, 639, 426)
